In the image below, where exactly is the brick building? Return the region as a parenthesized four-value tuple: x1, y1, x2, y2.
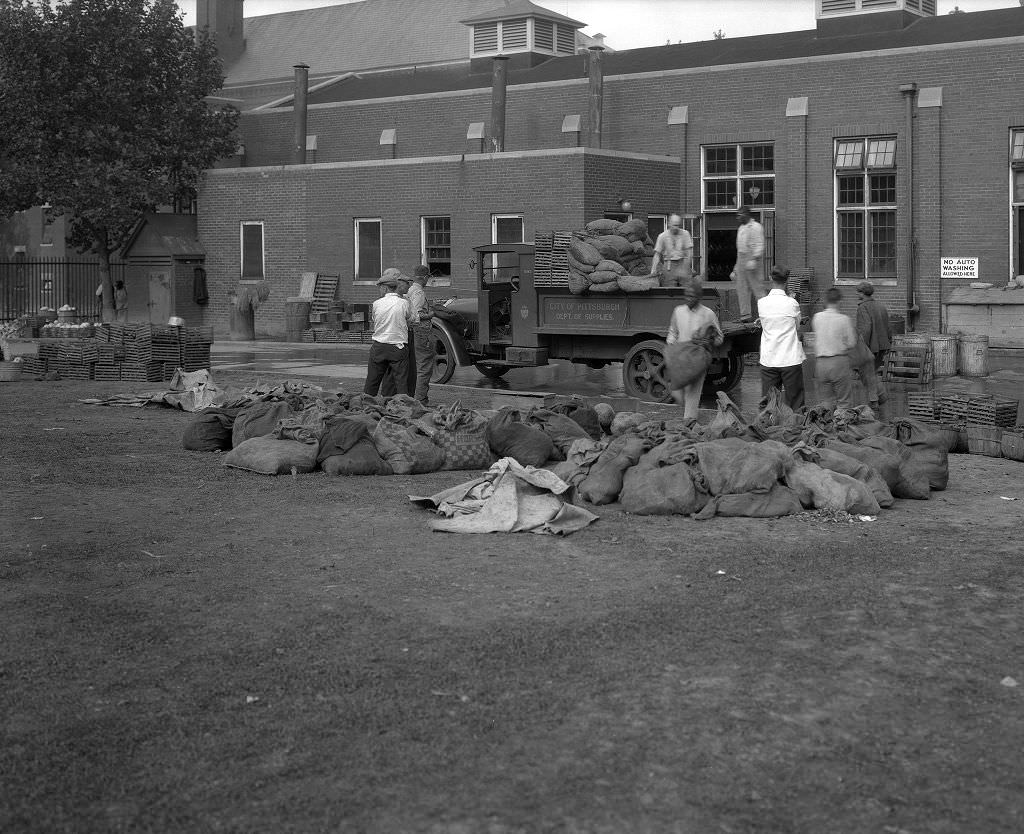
(190, 0, 1024, 339)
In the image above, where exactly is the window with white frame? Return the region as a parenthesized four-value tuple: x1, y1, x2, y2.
(702, 143, 775, 212)
(354, 218, 382, 282)
(835, 136, 898, 281)
(490, 213, 524, 284)
(1011, 129, 1024, 279)
(422, 216, 451, 277)
(240, 221, 264, 280)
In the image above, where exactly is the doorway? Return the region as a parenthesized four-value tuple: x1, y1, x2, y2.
(148, 270, 172, 323)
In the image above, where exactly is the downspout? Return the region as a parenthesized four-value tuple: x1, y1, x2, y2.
(489, 56, 509, 153)
(587, 46, 604, 149)
(293, 63, 309, 165)
(900, 83, 918, 328)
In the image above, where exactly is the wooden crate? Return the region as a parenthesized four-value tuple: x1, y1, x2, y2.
(965, 396, 1019, 428)
(906, 391, 938, 420)
(883, 345, 933, 384)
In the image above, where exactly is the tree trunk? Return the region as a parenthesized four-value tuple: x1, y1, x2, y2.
(96, 231, 115, 323)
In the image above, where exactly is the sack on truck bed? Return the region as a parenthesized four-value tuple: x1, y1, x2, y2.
(569, 236, 603, 267)
(617, 218, 648, 242)
(595, 259, 627, 275)
(566, 252, 596, 274)
(590, 235, 634, 261)
(585, 218, 622, 234)
(588, 269, 621, 285)
(587, 279, 620, 293)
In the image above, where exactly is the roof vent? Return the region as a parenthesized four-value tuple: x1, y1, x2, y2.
(461, 1, 585, 69)
(816, 0, 934, 37)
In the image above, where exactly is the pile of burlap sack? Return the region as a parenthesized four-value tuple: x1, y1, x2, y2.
(566, 217, 659, 295)
(182, 383, 951, 520)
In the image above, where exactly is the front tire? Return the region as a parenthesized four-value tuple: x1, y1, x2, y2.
(622, 339, 673, 403)
(430, 325, 458, 384)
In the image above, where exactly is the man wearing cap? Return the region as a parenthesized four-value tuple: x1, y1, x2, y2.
(406, 265, 436, 404)
(732, 206, 766, 322)
(757, 265, 805, 410)
(811, 287, 858, 411)
(650, 213, 693, 288)
(364, 268, 415, 397)
(665, 276, 723, 420)
(855, 281, 893, 411)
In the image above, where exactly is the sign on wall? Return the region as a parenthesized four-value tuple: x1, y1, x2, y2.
(940, 257, 979, 280)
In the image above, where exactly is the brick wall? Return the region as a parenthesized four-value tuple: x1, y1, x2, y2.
(198, 149, 678, 337)
(220, 40, 1024, 336)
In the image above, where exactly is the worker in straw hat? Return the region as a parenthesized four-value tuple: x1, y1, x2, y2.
(364, 268, 414, 397)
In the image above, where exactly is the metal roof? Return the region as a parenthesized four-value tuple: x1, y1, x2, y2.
(279, 7, 1024, 109)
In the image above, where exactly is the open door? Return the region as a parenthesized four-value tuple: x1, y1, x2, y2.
(147, 270, 172, 323)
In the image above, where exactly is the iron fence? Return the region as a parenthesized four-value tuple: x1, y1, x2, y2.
(0, 258, 126, 320)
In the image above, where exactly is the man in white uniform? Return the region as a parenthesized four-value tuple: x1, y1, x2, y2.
(757, 265, 805, 410)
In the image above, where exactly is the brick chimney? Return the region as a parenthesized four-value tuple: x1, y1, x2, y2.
(196, 0, 245, 67)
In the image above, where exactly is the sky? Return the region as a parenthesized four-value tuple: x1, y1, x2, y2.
(178, 0, 1022, 50)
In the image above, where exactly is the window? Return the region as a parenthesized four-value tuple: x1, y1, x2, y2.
(354, 218, 382, 282)
(490, 214, 524, 284)
(646, 214, 668, 241)
(835, 135, 898, 281)
(240, 221, 264, 279)
(702, 142, 775, 211)
(1012, 129, 1024, 167)
(422, 216, 451, 277)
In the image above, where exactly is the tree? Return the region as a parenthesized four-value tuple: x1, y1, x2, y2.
(0, 0, 238, 320)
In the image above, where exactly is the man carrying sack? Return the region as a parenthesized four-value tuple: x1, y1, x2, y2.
(665, 277, 724, 420)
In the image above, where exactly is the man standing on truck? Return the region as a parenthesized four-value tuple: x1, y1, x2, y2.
(732, 206, 766, 322)
(757, 265, 805, 410)
(650, 213, 693, 287)
(665, 277, 724, 420)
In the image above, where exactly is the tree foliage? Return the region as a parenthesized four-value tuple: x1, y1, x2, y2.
(0, 0, 238, 316)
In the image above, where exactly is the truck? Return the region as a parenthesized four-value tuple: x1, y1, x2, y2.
(428, 241, 762, 403)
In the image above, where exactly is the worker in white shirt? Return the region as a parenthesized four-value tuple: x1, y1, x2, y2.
(364, 268, 414, 396)
(650, 213, 693, 287)
(757, 265, 806, 410)
(732, 206, 766, 322)
(811, 287, 858, 411)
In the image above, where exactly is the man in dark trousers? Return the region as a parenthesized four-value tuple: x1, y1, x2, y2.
(855, 281, 893, 411)
(364, 269, 413, 397)
(756, 265, 806, 410)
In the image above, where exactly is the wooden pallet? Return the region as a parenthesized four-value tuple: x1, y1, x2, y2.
(310, 273, 340, 315)
(906, 391, 938, 420)
(883, 345, 933, 384)
(965, 396, 1019, 428)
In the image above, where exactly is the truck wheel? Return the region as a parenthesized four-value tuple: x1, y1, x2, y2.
(475, 362, 509, 380)
(431, 327, 458, 384)
(622, 340, 673, 403)
(703, 353, 745, 394)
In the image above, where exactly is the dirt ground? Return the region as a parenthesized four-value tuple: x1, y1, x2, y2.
(2, 371, 1023, 833)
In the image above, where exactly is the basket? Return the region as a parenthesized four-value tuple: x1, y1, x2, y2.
(966, 424, 1003, 457)
(1001, 430, 1024, 463)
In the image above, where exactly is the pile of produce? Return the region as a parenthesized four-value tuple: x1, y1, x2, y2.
(182, 384, 955, 521)
(566, 217, 659, 295)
